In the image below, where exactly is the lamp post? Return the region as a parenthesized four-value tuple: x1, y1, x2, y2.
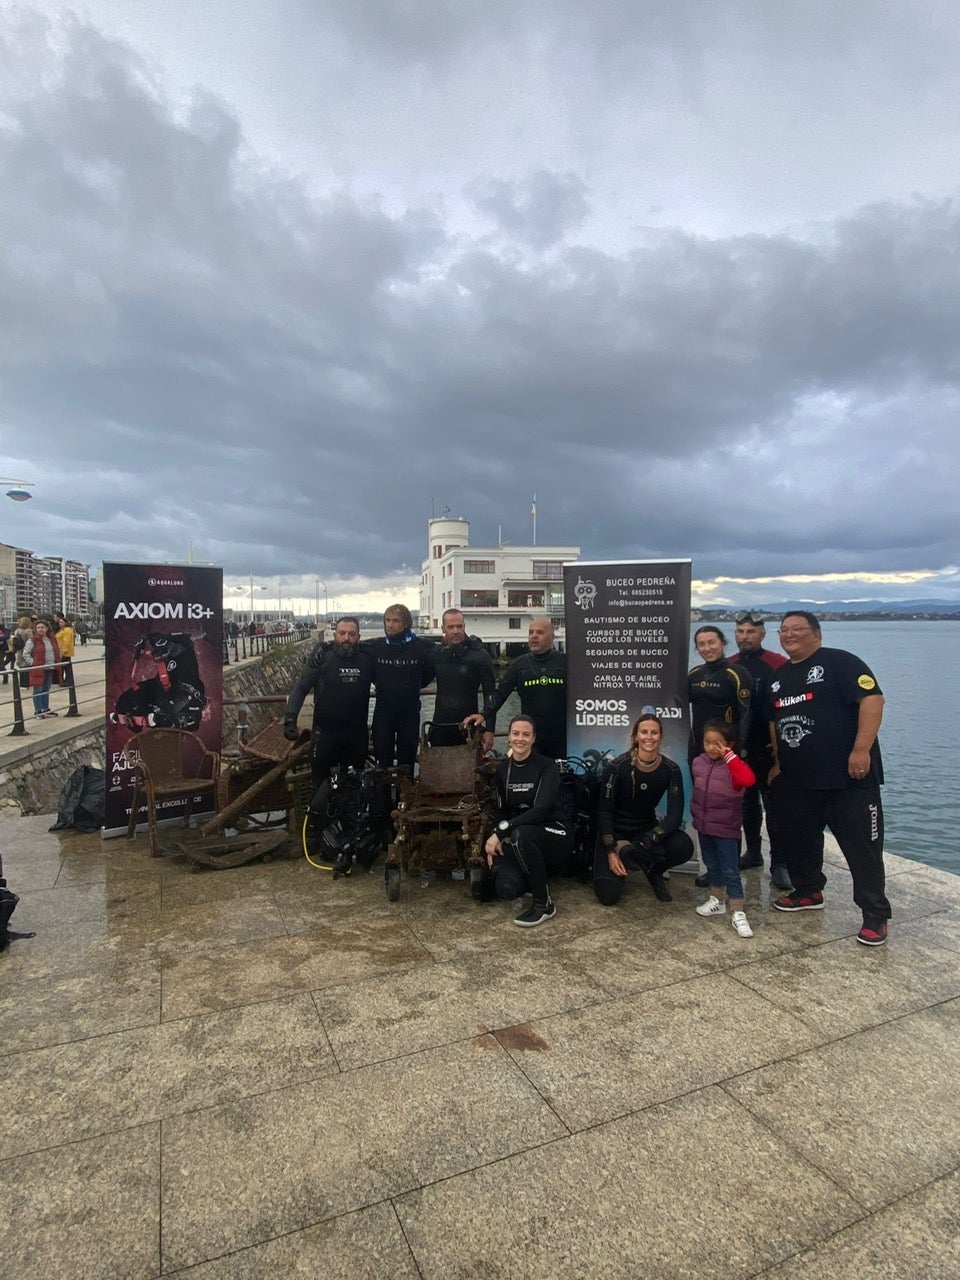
(2, 478, 34, 502)
(314, 578, 328, 628)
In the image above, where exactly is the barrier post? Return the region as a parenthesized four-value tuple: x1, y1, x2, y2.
(8, 673, 26, 736)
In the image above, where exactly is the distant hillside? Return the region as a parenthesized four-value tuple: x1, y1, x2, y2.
(696, 598, 960, 617)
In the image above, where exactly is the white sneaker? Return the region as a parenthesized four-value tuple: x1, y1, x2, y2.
(696, 896, 726, 917)
(731, 911, 754, 938)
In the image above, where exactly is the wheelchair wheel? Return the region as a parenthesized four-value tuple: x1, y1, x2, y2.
(385, 865, 401, 902)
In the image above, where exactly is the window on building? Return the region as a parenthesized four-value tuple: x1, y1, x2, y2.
(463, 559, 495, 574)
(532, 560, 563, 580)
(461, 590, 498, 608)
(433, 546, 442, 559)
(507, 590, 545, 608)
(508, 617, 522, 629)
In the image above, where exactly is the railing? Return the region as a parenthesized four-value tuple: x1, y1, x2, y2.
(2, 649, 102, 737)
(221, 627, 316, 664)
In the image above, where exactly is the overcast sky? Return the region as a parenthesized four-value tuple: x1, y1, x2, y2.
(3, 1, 959, 610)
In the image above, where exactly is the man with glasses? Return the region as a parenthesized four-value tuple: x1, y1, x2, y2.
(766, 611, 891, 946)
(730, 612, 791, 890)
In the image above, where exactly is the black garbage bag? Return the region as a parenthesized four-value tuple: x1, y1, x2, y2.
(0, 855, 35, 951)
(49, 765, 105, 832)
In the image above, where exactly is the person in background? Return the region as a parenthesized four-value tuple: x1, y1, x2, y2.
(691, 720, 757, 938)
(21, 620, 63, 718)
(0, 621, 14, 685)
(54, 612, 75, 691)
(593, 713, 694, 906)
(767, 611, 891, 947)
(729, 611, 791, 890)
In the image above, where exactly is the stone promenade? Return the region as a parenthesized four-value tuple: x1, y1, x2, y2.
(1, 805, 959, 1277)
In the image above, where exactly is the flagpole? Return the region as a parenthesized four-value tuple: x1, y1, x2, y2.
(531, 494, 537, 546)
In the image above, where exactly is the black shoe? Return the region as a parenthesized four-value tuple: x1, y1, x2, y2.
(694, 873, 710, 888)
(647, 872, 673, 902)
(738, 852, 764, 870)
(770, 863, 794, 890)
(514, 899, 556, 927)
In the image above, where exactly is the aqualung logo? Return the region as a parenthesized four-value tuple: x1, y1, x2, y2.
(147, 578, 185, 588)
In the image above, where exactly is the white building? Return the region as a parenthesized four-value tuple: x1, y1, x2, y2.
(418, 517, 580, 654)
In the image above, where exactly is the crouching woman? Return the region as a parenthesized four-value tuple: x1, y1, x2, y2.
(593, 713, 694, 905)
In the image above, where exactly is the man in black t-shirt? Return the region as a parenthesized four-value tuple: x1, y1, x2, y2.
(766, 611, 891, 946)
(284, 616, 375, 790)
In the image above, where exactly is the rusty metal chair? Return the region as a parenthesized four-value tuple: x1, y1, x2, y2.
(122, 728, 220, 857)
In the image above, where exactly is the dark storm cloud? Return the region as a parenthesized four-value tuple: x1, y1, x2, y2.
(1, 7, 958, 598)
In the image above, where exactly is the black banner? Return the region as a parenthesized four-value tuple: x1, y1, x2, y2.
(563, 560, 692, 772)
(103, 563, 223, 837)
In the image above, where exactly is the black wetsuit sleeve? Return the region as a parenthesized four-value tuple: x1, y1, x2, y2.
(484, 658, 521, 726)
(730, 666, 753, 748)
(597, 760, 619, 848)
(284, 668, 321, 721)
(508, 759, 562, 828)
(421, 641, 437, 689)
(651, 760, 685, 841)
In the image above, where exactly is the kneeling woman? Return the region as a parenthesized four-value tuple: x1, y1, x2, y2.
(594, 713, 694, 905)
(484, 715, 574, 927)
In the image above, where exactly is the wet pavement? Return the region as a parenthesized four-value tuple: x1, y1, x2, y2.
(2, 811, 959, 1278)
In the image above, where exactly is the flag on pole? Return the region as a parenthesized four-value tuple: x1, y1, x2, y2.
(530, 494, 537, 518)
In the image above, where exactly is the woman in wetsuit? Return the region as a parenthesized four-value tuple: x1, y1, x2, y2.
(687, 626, 752, 761)
(593, 713, 694, 904)
(484, 714, 574, 927)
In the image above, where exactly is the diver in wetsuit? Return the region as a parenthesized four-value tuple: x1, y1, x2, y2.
(363, 603, 436, 772)
(686, 625, 752, 762)
(468, 616, 567, 759)
(429, 608, 495, 747)
(283, 616, 375, 790)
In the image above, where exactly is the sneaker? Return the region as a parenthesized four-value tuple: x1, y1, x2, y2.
(696, 895, 726, 917)
(731, 910, 754, 938)
(770, 863, 793, 890)
(773, 892, 824, 912)
(694, 873, 710, 888)
(738, 852, 764, 869)
(45, 709, 59, 716)
(857, 921, 888, 947)
(514, 900, 556, 928)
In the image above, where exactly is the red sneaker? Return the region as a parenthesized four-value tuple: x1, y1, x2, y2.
(857, 922, 888, 946)
(773, 892, 824, 912)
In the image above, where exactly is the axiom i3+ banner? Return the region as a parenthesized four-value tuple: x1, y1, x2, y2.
(563, 560, 692, 775)
(103, 563, 223, 838)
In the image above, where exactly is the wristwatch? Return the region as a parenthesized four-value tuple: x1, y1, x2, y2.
(497, 819, 511, 835)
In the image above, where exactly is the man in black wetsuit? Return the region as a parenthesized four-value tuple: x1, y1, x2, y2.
(429, 608, 495, 747)
(283, 616, 375, 791)
(729, 612, 791, 889)
(468, 617, 567, 759)
(363, 603, 436, 772)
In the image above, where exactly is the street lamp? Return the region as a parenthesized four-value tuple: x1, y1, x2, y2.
(314, 577, 328, 628)
(2, 478, 34, 502)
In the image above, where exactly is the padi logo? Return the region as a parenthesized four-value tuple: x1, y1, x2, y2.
(113, 602, 215, 620)
(652, 707, 682, 719)
(573, 576, 597, 610)
(147, 578, 185, 588)
(806, 665, 824, 684)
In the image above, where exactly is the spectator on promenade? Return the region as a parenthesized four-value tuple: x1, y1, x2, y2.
(0, 621, 14, 685)
(363, 604, 435, 773)
(54, 613, 75, 690)
(469, 617, 567, 760)
(593, 713, 694, 906)
(20, 620, 64, 718)
(729, 611, 790, 889)
(767, 611, 891, 946)
(10, 616, 33, 690)
(429, 608, 495, 747)
(484, 714, 574, 926)
(76, 619, 89, 647)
